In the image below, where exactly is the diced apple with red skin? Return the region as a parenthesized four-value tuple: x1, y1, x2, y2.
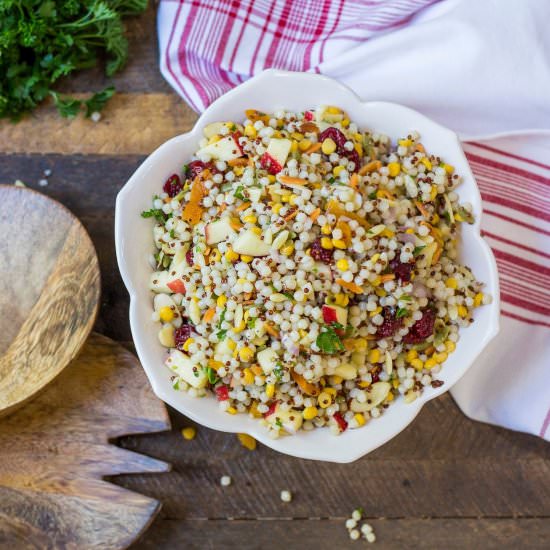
(322, 304, 348, 326)
(197, 134, 242, 161)
(205, 216, 235, 245)
(260, 138, 291, 174)
(166, 349, 207, 389)
(232, 229, 270, 256)
(265, 402, 303, 434)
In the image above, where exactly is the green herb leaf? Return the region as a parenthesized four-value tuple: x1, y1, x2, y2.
(368, 191, 377, 200)
(316, 325, 345, 354)
(205, 367, 219, 385)
(396, 307, 409, 318)
(217, 308, 227, 330)
(246, 317, 256, 329)
(141, 208, 166, 223)
(273, 363, 284, 381)
(413, 245, 426, 257)
(84, 86, 115, 117)
(234, 185, 245, 200)
(50, 92, 81, 118)
(275, 418, 283, 428)
(216, 329, 227, 341)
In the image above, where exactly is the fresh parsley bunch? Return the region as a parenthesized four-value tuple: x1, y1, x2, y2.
(0, 0, 147, 120)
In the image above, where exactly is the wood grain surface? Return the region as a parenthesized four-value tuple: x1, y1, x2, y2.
(0, 333, 171, 549)
(0, 3, 548, 548)
(0, 186, 101, 417)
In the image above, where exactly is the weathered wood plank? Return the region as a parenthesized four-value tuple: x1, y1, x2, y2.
(133, 518, 550, 549)
(0, 93, 197, 155)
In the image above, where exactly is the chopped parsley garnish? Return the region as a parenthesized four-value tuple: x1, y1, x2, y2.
(368, 191, 377, 200)
(141, 208, 167, 223)
(169, 228, 176, 239)
(413, 245, 426, 257)
(172, 379, 180, 390)
(247, 317, 257, 329)
(205, 367, 219, 385)
(273, 363, 284, 381)
(275, 418, 283, 428)
(396, 307, 409, 318)
(316, 324, 345, 354)
(399, 294, 413, 302)
(216, 329, 227, 341)
(234, 185, 245, 200)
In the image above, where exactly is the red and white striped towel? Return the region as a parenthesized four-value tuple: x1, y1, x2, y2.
(158, 0, 550, 440)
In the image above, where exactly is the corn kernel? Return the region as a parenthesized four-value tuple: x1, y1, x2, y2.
(182, 337, 194, 352)
(370, 253, 380, 263)
(354, 142, 363, 155)
(327, 106, 341, 114)
(385, 392, 395, 402)
(242, 367, 255, 384)
(430, 185, 438, 201)
(331, 375, 344, 384)
(368, 349, 380, 364)
(406, 349, 418, 362)
(290, 140, 298, 153)
(445, 340, 456, 353)
(280, 243, 295, 256)
(424, 358, 438, 370)
(272, 203, 283, 215)
(303, 406, 318, 420)
(181, 427, 196, 440)
(474, 293, 483, 307)
(225, 248, 239, 262)
(336, 258, 349, 271)
(405, 228, 415, 234)
(298, 329, 307, 339)
(290, 131, 304, 140)
(457, 305, 468, 318)
(371, 276, 381, 287)
(324, 387, 337, 397)
(321, 138, 337, 155)
(354, 338, 368, 351)
(332, 238, 346, 249)
(334, 293, 349, 307)
(289, 194, 299, 206)
(354, 413, 366, 427)
(266, 384, 275, 398)
(233, 320, 246, 333)
(420, 157, 433, 170)
(321, 237, 333, 249)
(317, 392, 332, 408)
(267, 175, 276, 183)
(333, 165, 346, 177)
(299, 139, 312, 151)
(237, 433, 257, 450)
(227, 339, 237, 350)
(434, 352, 448, 363)
(227, 407, 237, 415)
(411, 358, 424, 370)
(445, 277, 458, 289)
(398, 138, 412, 147)
(240, 254, 253, 263)
(321, 224, 332, 235)
(244, 124, 256, 137)
(341, 117, 350, 127)
(251, 227, 262, 235)
(392, 379, 400, 388)
(443, 163, 455, 174)
(388, 162, 401, 177)
(208, 135, 221, 144)
(159, 306, 175, 322)
(358, 381, 371, 388)
(234, 166, 244, 176)
(242, 214, 257, 224)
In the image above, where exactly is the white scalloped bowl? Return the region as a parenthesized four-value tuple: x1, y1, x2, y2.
(115, 70, 500, 463)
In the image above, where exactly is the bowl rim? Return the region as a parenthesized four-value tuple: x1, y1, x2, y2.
(115, 69, 500, 463)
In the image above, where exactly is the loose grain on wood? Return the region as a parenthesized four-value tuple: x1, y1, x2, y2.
(133, 518, 550, 550)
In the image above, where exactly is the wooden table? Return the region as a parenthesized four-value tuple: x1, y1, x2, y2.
(1, 7, 548, 549)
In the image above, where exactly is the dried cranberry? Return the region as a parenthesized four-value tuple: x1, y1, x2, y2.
(371, 368, 380, 383)
(260, 152, 283, 175)
(215, 385, 230, 401)
(376, 307, 403, 338)
(333, 412, 348, 432)
(187, 160, 209, 179)
(163, 174, 182, 197)
(389, 258, 415, 283)
(319, 127, 347, 150)
(174, 324, 193, 350)
(346, 149, 361, 170)
(264, 401, 278, 418)
(404, 307, 436, 344)
(309, 239, 334, 264)
(185, 249, 194, 266)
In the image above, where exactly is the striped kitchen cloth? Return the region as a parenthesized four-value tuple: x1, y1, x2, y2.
(158, 0, 550, 440)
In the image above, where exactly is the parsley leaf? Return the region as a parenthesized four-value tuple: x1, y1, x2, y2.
(368, 191, 377, 200)
(205, 367, 219, 385)
(216, 329, 227, 341)
(84, 86, 115, 117)
(396, 307, 409, 318)
(50, 92, 82, 118)
(246, 317, 256, 329)
(413, 245, 426, 257)
(316, 325, 345, 354)
(141, 208, 166, 223)
(273, 363, 284, 381)
(234, 185, 245, 200)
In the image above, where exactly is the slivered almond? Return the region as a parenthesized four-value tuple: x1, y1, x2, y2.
(305, 142, 322, 154)
(359, 160, 381, 175)
(278, 175, 307, 186)
(414, 143, 425, 153)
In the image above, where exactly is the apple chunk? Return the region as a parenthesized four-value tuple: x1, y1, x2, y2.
(197, 135, 242, 161)
(257, 347, 278, 374)
(205, 216, 235, 245)
(166, 349, 207, 389)
(322, 304, 348, 326)
(232, 229, 270, 256)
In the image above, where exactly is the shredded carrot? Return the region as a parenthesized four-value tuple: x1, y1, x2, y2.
(300, 122, 319, 134)
(326, 199, 370, 229)
(359, 160, 381, 175)
(236, 202, 251, 212)
(228, 158, 249, 167)
(336, 278, 364, 294)
(380, 273, 395, 283)
(433, 245, 442, 264)
(251, 365, 263, 376)
(202, 307, 216, 323)
(284, 207, 298, 221)
(229, 217, 243, 230)
(309, 207, 321, 221)
(342, 339, 356, 351)
(377, 188, 395, 201)
(217, 203, 227, 214)
(414, 143, 425, 153)
(336, 220, 352, 245)
(182, 173, 208, 226)
(208, 359, 224, 370)
(414, 200, 430, 219)
(425, 346, 435, 356)
(305, 142, 322, 154)
(245, 109, 269, 122)
(278, 175, 307, 186)
(365, 334, 378, 340)
(291, 370, 320, 396)
(349, 172, 359, 189)
(264, 322, 280, 338)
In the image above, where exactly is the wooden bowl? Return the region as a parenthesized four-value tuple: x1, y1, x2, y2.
(0, 185, 100, 417)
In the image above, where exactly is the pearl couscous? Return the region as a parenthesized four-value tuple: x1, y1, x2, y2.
(142, 106, 489, 438)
